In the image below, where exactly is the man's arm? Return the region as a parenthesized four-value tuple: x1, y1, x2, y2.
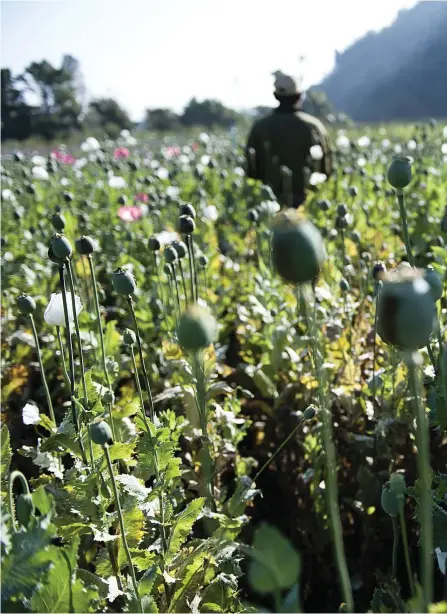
(319, 125, 333, 178)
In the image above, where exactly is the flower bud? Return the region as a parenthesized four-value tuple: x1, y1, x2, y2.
(424, 266, 443, 302)
(177, 215, 196, 235)
(377, 267, 435, 349)
(51, 213, 66, 231)
(272, 209, 325, 284)
(178, 304, 217, 350)
(164, 246, 178, 264)
(90, 421, 113, 446)
(16, 493, 35, 527)
(381, 482, 401, 517)
(17, 294, 36, 315)
(180, 203, 196, 219)
(123, 328, 136, 346)
(75, 235, 96, 255)
(148, 236, 160, 252)
(172, 240, 187, 259)
(49, 234, 72, 260)
(112, 268, 136, 295)
(387, 156, 412, 189)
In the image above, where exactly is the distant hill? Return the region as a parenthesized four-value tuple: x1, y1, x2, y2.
(316, 1, 447, 122)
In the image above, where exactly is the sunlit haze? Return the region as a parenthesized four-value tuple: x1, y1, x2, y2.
(1, 0, 419, 120)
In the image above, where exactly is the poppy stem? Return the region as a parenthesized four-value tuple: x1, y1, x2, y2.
(399, 506, 415, 596)
(56, 326, 71, 390)
(8, 470, 30, 532)
(396, 190, 414, 266)
(392, 515, 399, 579)
(29, 313, 55, 424)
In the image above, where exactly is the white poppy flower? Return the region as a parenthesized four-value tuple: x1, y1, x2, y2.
(336, 134, 350, 150)
(309, 172, 327, 185)
(394, 144, 402, 154)
(44, 292, 83, 327)
(443, 126, 447, 138)
(310, 145, 323, 160)
(150, 159, 160, 169)
(200, 154, 210, 166)
(32, 166, 49, 180)
(357, 157, 367, 167)
(60, 178, 70, 187)
(108, 175, 127, 189)
(2, 189, 15, 201)
(73, 157, 87, 171)
(107, 576, 123, 603)
(156, 231, 179, 246)
(22, 402, 40, 425)
(31, 155, 46, 166)
(166, 186, 180, 199)
(157, 167, 169, 180)
(203, 204, 218, 221)
(234, 166, 245, 177)
(199, 132, 209, 144)
(441, 143, 447, 154)
(381, 138, 391, 149)
(407, 140, 417, 150)
(81, 137, 100, 152)
(357, 136, 370, 148)
(435, 547, 446, 575)
(120, 129, 130, 139)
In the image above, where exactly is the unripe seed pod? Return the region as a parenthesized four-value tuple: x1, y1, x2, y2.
(90, 421, 113, 446)
(164, 246, 178, 264)
(339, 278, 350, 292)
(381, 482, 401, 517)
(247, 208, 259, 223)
(424, 266, 443, 302)
(180, 203, 196, 219)
(17, 294, 36, 314)
(303, 405, 316, 420)
(389, 472, 406, 498)
(148, 236, 160, 252)
(51, 213, 66, 231)
(348, 186, 358, 197)
(335, 215, 348, 230)
(272, 209, 325, 284)
(387, 156, 412, 189)
(177, 215, 196, 235)
(48, 243, 65, 265)
(172, 240, 187, 259)
(75, 235, 96, 255)
(377, 267, 435, 349)
(123, 328, 136, 346)
(112, 268, 136, 295)
(49, 234, 72, 260)
(198, 255, 208, 268)
(102, 388, 115, 405)
(337, 203, 348, 217)
(16, 493, 35, 527)
(178, 304, 217, 350)
(63, 191, 73, 203)
(318, 199, 330, 211)
(118, 195, 127, 205)
(350, 230, 361, 243)
(372, 261, 386, 281)
(128, 161, 139, 172)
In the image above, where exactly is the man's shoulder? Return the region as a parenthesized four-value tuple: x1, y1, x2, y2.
(296, 111, 327, 133)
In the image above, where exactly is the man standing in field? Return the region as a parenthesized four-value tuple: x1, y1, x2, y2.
(246, 71, 333, 208)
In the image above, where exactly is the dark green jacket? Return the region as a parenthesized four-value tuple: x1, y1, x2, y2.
(246, 102, 333, 205)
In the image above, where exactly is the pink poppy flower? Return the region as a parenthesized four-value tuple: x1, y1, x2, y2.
(62, 154, 76, 165)
(165, 146, 181, 157)
(192, 142, 199, 152)
(114, 147, 130, 159)
(118, 206, 143, 222)
(135, 192, 148, 203)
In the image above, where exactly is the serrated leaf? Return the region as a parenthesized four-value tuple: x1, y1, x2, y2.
(32, 485, 53, 515)
(248, 523, 301, 595)
(106, 442, 135, 463)
(1, 425, 12, 493)
(165, 498, 206, 564)
(207, 382, 235, 399)
(167, 551, 208, 613)
(39, 414, 57, 433)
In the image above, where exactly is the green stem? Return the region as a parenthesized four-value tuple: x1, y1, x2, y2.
(57, 326, 71, 390)
(405, 351, 433, 609)
(299, 285, 353, 611)
(193, 351, 214, 510)
(392, 516, 399, 578)
(170, 264, 182, 315)
(372, 282, 382, 414)
(153, 252, 169, 334)
(396, 190, 414, 266)
(178, 260, 189, 308)
(59, 265, 87, 464)
(190, 237, 200, 303)
(8, 470, 30, 531)
(130, 347, 149, 433)
(128, 297, 155, 422)
(29, 314, 55, 424)
(87, 254, 115, 439)
(399, 506, 415, 596)
(253, 419, 304, 484)
(186, 235, 196, 303)
(103, 445, 142, 613)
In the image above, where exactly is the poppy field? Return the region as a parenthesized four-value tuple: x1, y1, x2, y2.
(1, 125, 447, 613)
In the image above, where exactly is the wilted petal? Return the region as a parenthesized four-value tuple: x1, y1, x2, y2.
(44, 292, 83, 327)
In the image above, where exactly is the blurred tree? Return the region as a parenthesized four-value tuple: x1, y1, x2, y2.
(181, 98, 240, 128)
(145, 108, 180, 131)
(85, 97, 133, 136)
(1, 68, 33, 140)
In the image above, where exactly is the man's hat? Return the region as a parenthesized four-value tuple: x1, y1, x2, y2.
(273, 71, 300, 96)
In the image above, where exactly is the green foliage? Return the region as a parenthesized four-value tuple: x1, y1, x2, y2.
(165, 498, 206, 563)
(0, 425, 11, 495)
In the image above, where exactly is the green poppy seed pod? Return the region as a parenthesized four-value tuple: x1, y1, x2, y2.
(339, 278, 350, 292)
(387, 156, 412, 189)
(180, 203, 196, 219)
(16, 493, 35, 528)
(123, 328, 136, 346)
(102, 388, 115, 405)
(51, 213, 66, 231)
(75, 235, 96, 255)
(247, 209, 259, 223)
(372, 261, 386, 281)
(172, 240, 187, 259)
(377, 268, 435, 349)
(63, 191, 73, 203)
(50, 234, 72, 260)
(389, 473, 406, 498)
(337, 203, 348, 217)
(178, 304, 217, 351)
(335, 215, 348, 230)
(17, 294, 36, 315)
(118, 195, 127, 205)
(318, 199, 330, 212)
(48, 243, 65, 265)
(112, 268, 136, 295)
(198, 255, 208, 268)
(164, 246, 178, 264)
(271, 209, 326, 284)
(177, 215, 196, 235)
(148, 236, 160, 252)
(381, 482, 401, 517)
(348, 186, 358, 198)
(424, 266, 443, 302)
(303, 405, 316, 420)
(338, 604, 349, 614)
(128, 161, 139, 172)
(90, 421, 113, 446)
(350, 230, 361, 243)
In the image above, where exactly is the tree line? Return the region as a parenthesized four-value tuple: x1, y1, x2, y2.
(1, 54, 335, 142)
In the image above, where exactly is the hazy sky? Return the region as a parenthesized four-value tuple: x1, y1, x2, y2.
(1, 0, 419, 120)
